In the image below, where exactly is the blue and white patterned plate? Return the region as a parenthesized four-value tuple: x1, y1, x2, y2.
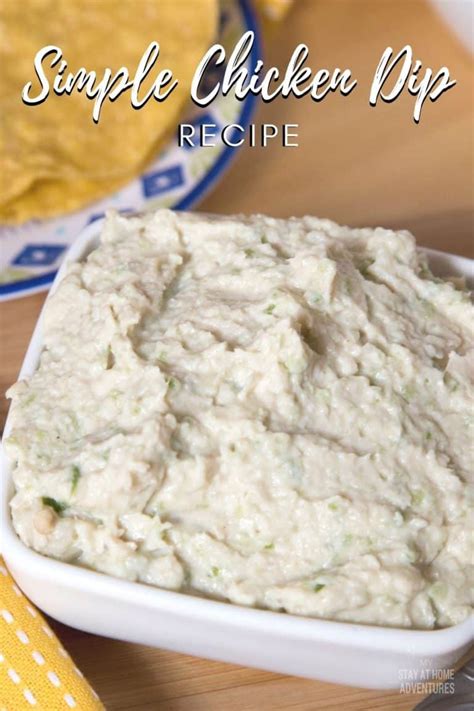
(0, 0, 259, 301)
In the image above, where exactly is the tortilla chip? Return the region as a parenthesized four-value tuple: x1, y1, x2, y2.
(0, 173, 130, 223)
(0, 0, 217, 223)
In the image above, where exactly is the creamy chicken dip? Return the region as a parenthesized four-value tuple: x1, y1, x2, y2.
(6, 210, 473, 629)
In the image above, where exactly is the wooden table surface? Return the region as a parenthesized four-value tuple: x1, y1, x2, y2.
(1, 1, 472, 709)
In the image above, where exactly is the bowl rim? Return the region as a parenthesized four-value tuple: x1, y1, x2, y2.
(1, 213, 473, 653)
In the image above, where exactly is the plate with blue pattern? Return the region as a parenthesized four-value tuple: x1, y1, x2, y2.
(0, 0, 259, 301)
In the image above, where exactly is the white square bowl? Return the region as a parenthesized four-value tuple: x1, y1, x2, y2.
(1, 217, 473, 689)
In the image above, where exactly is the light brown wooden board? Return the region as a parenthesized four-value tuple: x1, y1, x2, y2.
(1, 0, 472, 708)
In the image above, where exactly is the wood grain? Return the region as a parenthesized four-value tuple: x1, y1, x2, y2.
(1, 0, 472, 708)
(46, 621, 428, 711)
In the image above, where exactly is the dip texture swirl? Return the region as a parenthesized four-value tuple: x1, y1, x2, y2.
(6, 210, 473, 629)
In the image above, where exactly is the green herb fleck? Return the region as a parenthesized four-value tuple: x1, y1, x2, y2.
(343, 278, 353, 295)
(316, 388, 331, 404)
(428, 581, 447, 601)
(211, 566, 220, 577)
(260, 235, 268, 244)
(71, 465, 81, 494)
(283, 357, 306, 374)
(264, 542, 274, 550)
(161, 529, 172, 544)
(358, 258, 375, 277)
(42, 497, 68, 516)
(328, 502, 338, 511)
(264, 303, 276, 314)
(313, 583, 325, 593)
(69, 412, 80, 432)
(157, 351, 168, 363)
(425, 431, 432, 441)
(308, 291, 322, 307)
(420, 299, 436, 317)
(244, 248, 255, 258)
(419, 264, 432, 279)
(165, 376, 176, 390)
(411, 489, 425, 507)
(401, 384, 416, 401)
(444, 374, 459, 392)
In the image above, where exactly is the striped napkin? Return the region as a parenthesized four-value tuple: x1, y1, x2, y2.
(0, 556, 104, 710)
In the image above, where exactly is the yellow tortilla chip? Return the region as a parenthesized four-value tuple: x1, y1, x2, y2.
(0, 173, 130, 223)
(0, 0, 217, 223)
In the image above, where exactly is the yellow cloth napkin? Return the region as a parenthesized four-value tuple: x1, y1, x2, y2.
(0, 556, 104, 710)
